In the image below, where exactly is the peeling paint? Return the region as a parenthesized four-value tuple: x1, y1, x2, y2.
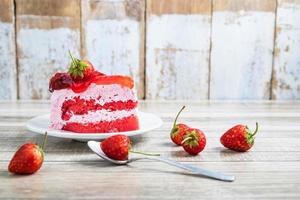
(285, 46, 290, 52)
(81, 0, 145, 98)
(149, 0, 211, 16)
(18, 28, 80, 99)
(272, 2, 300, 99)
(210, 11, 275, 99)
(146, 14, 210, 100)
(1, 0, 300, 101)
(16, 0, 80, 17)
(0, 22, 17, 100)
(125, 0, 143, 20)
(17, 15, 79, 29)
(84, 19, 141, 94)
(214, 0, 276, 12)
(0, 0, 13, 23)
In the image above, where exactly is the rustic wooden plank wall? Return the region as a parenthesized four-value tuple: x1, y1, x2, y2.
(16, 0, 81, 99)
(146, 0, 211, 100)
(272, 0, 300, 99)
(81, 0, 145, 99)
(210, 0, 276, 100)
(0, 0, 17, 100)
(0, 0, 299, 100)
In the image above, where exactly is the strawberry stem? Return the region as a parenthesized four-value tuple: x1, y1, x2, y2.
(181, 136, 192, 145)
(68, 50, 87, 78)
(41, 132, 48, 151)
(172, 106, 186, 128)
(129, 150, 160, 156)
(68, 50, 76, 65)
(250, 122, 259, 138)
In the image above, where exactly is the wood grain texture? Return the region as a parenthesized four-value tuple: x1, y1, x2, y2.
(272, 0, 300, 99)
(0, 162, 299, 199)
(214, 0, 276, 11)
(16, 0, 81, 99)
(0, 100, 300, 199)
(81, 0, 145, 99)
(210, 0, 276, 100)
(146, 0, 211, 100)
(148, 0, 211, 15)
(0, 0, 17, 100)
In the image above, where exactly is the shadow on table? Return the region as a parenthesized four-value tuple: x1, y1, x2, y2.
(213, 147, 245, 155)
(126, 164, 225, 182)
(79, 160, 123, 168)
(28, 133, 148, 155)
(0, 171, 40, 179)
(160, 141, 177, 147)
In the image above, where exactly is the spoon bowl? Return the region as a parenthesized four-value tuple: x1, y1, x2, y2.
(88, 141, 129, 165)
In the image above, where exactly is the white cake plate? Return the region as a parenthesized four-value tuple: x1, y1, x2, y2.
(26, 111, 163, 141)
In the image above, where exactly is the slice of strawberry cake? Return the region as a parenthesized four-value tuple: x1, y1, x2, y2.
(48, 52, 139, 133)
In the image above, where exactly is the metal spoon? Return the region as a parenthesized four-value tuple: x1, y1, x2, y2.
(87, 141, 235, 182)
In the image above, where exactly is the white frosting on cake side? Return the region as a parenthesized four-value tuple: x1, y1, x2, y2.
(50, 83, 138, 129)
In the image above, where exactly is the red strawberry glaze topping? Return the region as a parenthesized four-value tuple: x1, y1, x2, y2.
(49, 71, 134, 93)
(49, 52, 134, 93)
(49, 73, 74, 92)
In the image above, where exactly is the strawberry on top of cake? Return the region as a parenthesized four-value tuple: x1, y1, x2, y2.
(49, 52, 139, 133)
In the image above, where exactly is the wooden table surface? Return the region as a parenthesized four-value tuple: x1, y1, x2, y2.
(1, 100, 300, 199)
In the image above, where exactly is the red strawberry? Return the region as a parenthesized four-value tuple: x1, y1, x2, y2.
(100, 135, 160, 161)
(170, 106, 189, 146)
(68, 51, 95, 81)
(8, 133, 47, 174)
(100, 134, 131, 161)
(81, 60, 94, 77)
(181, 128, 206, 155)
(70, 79, 93, 93)
(220, 122, 259, 152)
(49, 72, 74, 92)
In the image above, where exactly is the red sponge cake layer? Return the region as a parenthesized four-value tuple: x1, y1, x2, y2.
(63, 115, 139, 133)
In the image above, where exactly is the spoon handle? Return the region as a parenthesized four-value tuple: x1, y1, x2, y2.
(146, 156, 234, 182)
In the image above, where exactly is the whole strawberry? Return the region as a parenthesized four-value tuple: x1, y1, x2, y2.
(181, 128, 206, 155)
(170, 106, 189, 146)
(100, 134, 131, 161)
(68, 51, 95, 81)
(100, 135, 159, 161)
(49, 72, 74, 92)
(220, 122, 259, 152)
(8, 133, 47, 174)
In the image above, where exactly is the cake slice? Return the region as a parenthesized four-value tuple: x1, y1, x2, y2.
(49, 53, 139, 133)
